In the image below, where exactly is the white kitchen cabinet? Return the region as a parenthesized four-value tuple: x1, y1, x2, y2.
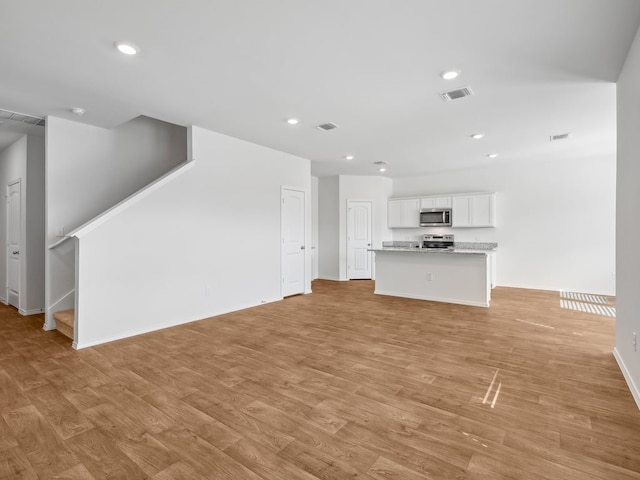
(420, 196, 452, 209)
(388, 198, 420, 228)
(452, 194, 496, 228)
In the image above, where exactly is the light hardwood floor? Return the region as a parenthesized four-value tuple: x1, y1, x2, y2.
(1, 280, 639, 479)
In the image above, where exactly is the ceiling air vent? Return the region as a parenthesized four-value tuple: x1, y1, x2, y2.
(440, 86, 474, 102)
(0, 108, 45, 126)
(550, 133, 571, 142)
(316, 122, 339, 131)
(373, 161, 387, 166)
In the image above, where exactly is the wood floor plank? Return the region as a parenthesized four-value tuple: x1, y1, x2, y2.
(152, 461, 208, 480)
(141, 389, 241, 450)
(223, 436, 321, 480)
(0, 447, 38, 480)
(153, 426, 263, 480)
(0, 281, 638, 479)
(23, 384, 94, 440)
(2, 405, 79, 478)
(65, 428, 147, 480)
(51, 463, 97, 479)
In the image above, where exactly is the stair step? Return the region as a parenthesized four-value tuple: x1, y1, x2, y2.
(53, 309, 74, 340)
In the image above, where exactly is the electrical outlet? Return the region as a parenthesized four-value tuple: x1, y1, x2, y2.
(204, 285, 211, 297)
(56, 226, 65, 237)
(427, 272, 434, 281)
(633, 332, 637, 352)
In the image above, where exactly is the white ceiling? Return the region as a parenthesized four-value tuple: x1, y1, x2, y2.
(1, 0, 639, 177)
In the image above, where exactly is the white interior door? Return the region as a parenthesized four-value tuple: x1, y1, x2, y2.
(282, 188, 305, 297)
(347, 200, 372, 280)
(7, 180, 21, 308)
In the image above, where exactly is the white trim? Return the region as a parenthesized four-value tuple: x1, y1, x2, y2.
(613, 347, 640, 411)
(374, 289, 490, 308)
(71, 159, 194, 238)
(19, 308, 44, 316)
(43, 322, 57, 331)
(0, 296, 6, 304)
(48, 235, 73, 250)
(317, 276, 347, 282)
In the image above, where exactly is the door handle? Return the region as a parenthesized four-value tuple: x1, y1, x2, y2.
(12, 251, 19, 255)
(300, 246, 305, 250)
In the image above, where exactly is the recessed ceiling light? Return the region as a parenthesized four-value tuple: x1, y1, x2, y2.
(441, 70, 460, 80)
(114, 41, 139, 55)
(287, 118, 299, 125)
(378, 167, 387, 172)
(470, 133, 485, 140)
(345, 155, 354, 160)
(71, 107, 86, 116)
(486, 153, 498, 158)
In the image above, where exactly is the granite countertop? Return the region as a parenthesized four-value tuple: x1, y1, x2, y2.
(371, 247, 490, 256)
(371, 241, 498, 256)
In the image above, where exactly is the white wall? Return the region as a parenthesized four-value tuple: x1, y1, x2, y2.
(392, 154, 616, 295)
(616, 24, 640, 409)
(45, 115, 187, 326)
(338, 175, 393, 280)
(0, 134, 45, 314)
(25, 135, 45, 314)
(73, 126, 311, 348)
(311, 176, 319, 280)
(318, 176, 340, 280)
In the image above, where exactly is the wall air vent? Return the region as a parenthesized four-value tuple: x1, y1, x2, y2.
(440, 86, 474, 102)
(550, 133, 571, 142)
(0, 108, 45, 126)
(316, 122, 339, 131)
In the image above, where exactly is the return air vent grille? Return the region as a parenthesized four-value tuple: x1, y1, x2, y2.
(550, 133, 571, 142)
(0, 108, 45, 126)
(373, 161, 388, 166)
(316, 122, 339, 131)
(440, 87, 474, 102)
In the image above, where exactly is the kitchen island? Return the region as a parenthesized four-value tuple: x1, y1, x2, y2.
(371, 247, 494, 307)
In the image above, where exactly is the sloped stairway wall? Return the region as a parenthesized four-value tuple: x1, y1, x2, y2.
(45, 115, 187, 329)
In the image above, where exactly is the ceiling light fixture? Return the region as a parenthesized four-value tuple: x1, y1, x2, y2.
(286, 118, 299, 125)
(441, 70, 460, 80)
(114, 41, 139, 56)
(470, 133, 485, 140)
(71, 107, 86, 116)
(378, 167, 387, 172)
(345, 155, 354, 160)
(486, 153, 498, 158)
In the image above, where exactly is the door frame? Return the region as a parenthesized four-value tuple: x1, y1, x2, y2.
(6, 178, 21, 308)
(281, 186, 307, 298)
(346, 198, 374, 280)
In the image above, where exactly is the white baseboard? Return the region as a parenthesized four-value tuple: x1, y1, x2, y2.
(317, 276, 347, 282)
(42, 321, 57, 331)
(19, 308, 45, 316)
(374, 289, 489, 308)
(0, 296, 6, 305)
(613, 347, 640, 411)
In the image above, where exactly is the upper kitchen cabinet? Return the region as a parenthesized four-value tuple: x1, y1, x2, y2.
(388, 198, 420, 228)
(452, 193, 496, 228)
(420, 196, 452, 209)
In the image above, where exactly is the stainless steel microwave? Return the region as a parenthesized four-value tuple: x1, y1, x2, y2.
(420, 208, 452, 227)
